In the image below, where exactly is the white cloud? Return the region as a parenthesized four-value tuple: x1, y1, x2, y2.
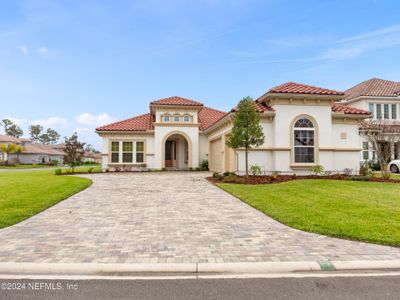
(36, 46, 48, 57)
(338, 24, 400, 43)
(17, 45, 28, 55)
(31, 116, 69, 128)
(75, 113, 114, 126)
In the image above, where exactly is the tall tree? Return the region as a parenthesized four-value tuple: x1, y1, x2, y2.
(0, 119, 23, 138)
(46, 128, 60, 144)
(29, 125, 43, 142)
(64, 133, 85, 173)
(226, 97, 265, 177)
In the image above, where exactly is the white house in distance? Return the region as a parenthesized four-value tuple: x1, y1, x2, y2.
(96, 82, 372, 174)
(341, 78, 400, 162)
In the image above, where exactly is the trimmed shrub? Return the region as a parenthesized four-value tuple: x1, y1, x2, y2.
(310, 165, 324, 176)
(200, 160, 209, 171)
(54, 168, 62, 175)
(250, 164, 262, 176)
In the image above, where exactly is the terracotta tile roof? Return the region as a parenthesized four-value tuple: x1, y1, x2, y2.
(344, 78, 400, 100)
(96, 113, 154, 131)
(230, 100, 274, 113)
(150, 96, 203, 107)
(331, 104, 372, 115)
(198, 106, 227, 131)
(268, 82, 344, 95)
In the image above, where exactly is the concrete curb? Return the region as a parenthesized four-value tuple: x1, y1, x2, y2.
(0, 260, 400, 276)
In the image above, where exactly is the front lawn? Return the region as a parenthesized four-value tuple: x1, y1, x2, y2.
(0, 164, 54, 169)
(0, 170, 92, 228)
(219, 180, 400, 246)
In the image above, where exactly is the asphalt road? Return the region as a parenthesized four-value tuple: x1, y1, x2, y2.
(0, 275, 399, 300)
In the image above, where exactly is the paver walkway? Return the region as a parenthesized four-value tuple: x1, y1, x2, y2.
(0, 172, 400, 263)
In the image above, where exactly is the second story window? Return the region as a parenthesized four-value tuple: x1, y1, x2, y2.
(174, 115, 180, 122)
(368, 103, 374, 114)
(184, 115, 190, 122)
(384, 104, 390, 119)
(376, 104, 382, 119)
(392, 104, 397, 119)
(164, 115, 170, 122)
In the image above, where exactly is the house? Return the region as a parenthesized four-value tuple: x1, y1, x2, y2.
(82, 151, 102, 164)
(0, 135, 65, 165)
(341, 78, 400, 162)
(96, 82, 371, 174)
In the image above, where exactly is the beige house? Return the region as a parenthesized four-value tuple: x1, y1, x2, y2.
(97, 82, 372, 174)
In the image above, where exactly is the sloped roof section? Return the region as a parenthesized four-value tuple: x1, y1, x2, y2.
(96, 113, 154, 131)
(344, 78, 400, 101)
(150, 96, 203, 107)
(269, 82, 344, 95)
(332, 104, 372, 115)
(198, 106, 227, 131)
(0, 134, 22, 143)
(23, 144, 65, 155)
(230, 100, 274, 113)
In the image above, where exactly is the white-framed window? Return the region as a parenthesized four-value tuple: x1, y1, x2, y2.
(293, 118, 315, 163)
(163, 115, 170, 122)
(183, 115, 190, 122)
(362, 141, 369, 160)
(174, 115, 180, 122)
(376, 104, 382, 119)
(392, 104, 397, 119)
(368, 103, 374, 114)
(136, 141, 144, 163)
(110, 141, 145, 164)
(111, 141, 119, 163)
(122, 142, 133, 163)
(384, 104, 390, 119)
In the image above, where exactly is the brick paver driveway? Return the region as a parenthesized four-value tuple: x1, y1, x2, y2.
(1, 172, 400, 263)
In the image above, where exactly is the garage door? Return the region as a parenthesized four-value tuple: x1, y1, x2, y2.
(209, 138, 223, 172)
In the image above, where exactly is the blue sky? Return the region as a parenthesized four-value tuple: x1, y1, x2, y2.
(1, 0, 400, 148)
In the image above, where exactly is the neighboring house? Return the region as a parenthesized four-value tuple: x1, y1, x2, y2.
(96, 82, 371, 174)
(0, 135, 64, 165)
(82, 151, 102, 164)
(341, 78, 400, 162)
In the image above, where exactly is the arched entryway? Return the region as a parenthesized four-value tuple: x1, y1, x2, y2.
(161, 131, 192, 169)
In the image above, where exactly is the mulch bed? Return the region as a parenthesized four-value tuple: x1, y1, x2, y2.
(207, 174, 400, 185)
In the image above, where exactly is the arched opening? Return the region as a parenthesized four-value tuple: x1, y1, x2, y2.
(162, 132, 192, 169)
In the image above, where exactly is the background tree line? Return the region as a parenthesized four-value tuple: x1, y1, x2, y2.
(0, 119, 60, 144)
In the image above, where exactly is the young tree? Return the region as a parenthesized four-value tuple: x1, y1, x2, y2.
(226, 97, 265, 177)
(359, 120, 400, 180)
(0, 119, 23, 138)
(29, 124, 43, 142)
(0, 143, 23, 165)
(63, 133, 85, 173)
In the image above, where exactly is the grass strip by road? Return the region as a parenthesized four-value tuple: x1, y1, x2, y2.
(0, 170, 91, 228)
(219, 179, 400, 246)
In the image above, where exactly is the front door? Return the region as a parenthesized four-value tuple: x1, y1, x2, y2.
(165, 141, 173, 167)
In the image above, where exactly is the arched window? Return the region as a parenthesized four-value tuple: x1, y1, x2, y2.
(174, 115, 180, 122)
(183, 115, 190, 122)
(293, 117, 315, 163)
(163, 115, 170, 122)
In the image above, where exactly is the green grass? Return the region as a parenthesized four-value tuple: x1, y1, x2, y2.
(0, 170, 92, 228)
(372, 172, 400, 179)
(59, 165, 102, 174)
(0, 164, 54, 169)
(219, 180, 400, 246)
